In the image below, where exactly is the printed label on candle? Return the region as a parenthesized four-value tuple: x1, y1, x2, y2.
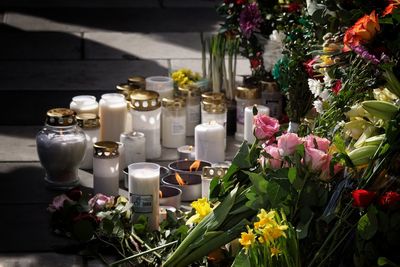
(188, 104, 200, 123)
(172, 121, 185, 135)
(131, 194, 153, 213)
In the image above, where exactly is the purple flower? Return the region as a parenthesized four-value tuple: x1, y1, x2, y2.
(239, 3, 262, 39)
(88, 193, 115, 212)
(353, 45, 380, 65)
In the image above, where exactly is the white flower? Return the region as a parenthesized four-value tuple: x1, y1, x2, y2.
(263, 30, 284, 72)
(323, 74, 333, 87)
(319, 89, 330, 101)
(308, 79, 323, 98)
(313, 100, 324, 114)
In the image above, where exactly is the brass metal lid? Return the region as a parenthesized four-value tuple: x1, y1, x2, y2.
(260, 81, 278, 93)
(202, 100, 226, 114)
(45, 108, 76, 126)
(202, 166, 228, 179)
(178, 85, 201, 98)
(116, 83, 141, 101)
(236, 86, 261, 99)
(76, 113, 100, 129)
(130, 89, 161, 111)
(162, 97, 186, 110)
(128, 76, 146, 88)
(93, 141, 119, 158)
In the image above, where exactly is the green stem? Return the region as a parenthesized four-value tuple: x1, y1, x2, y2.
(109, 240, 178, 267)
(130, 232, 162, 259)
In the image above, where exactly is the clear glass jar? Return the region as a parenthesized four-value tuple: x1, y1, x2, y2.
(235, 86, 262, 141)
(76, 113, 100, 170)
(36, 108, 86, 189)
(179, 85, 201, 136)
(260, 81, 282, 120)
(99, 93, 127, 142)
(146, 76, 174, 99)
(130, 90, 161, 159)
(93, 141, 120, 196)
(162, 97, 186, 148)
(69, 95, 98, 115)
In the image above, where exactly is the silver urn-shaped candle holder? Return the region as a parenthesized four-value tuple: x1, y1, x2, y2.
(36, 108, 86, 189)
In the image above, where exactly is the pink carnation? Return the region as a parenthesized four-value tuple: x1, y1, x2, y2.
(253, 114, 280, 140)
(277, 133, 303, 156)
(304, 146, 331, 172)
(304, 134, 331, 152)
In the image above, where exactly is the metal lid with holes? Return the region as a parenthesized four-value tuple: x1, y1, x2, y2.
(46, 108, 77, 126)
(201, 92, 225, 103)
(178, 85, 201, 98)
(76, 113, 100, 129)
(236, 86, 261, 99)
(116, 83, 140, 101)
(128, 76, 146, 88)
(202, 100, 226, 114)
(162, 97, 186, 110)
(202, 166, 228, 179)
(260, 81, 278, 93)
(93, 141, 119, 158)
(130, 89, 160, 111)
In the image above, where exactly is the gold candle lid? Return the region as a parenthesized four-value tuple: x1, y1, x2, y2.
(260, 81, 279, 93)
(201, 92, 225, 103)
(93, 141, 119, 158)
(130, 89, 160, 111)
(202, 166, 228, 179)
(46, 108, 76, 126)
(202, 100, 226, 114)
(178, 85, 201, 98)
(116, 83, 141, 101)
(236, 86, 261, 99)
(162, 97, 186, 110)
(76, 113, 100, 129)
(128, 75, 146, 88)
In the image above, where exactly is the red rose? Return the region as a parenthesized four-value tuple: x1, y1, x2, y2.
(250, 57, 262, 69)
(352, 189, 376, 208)
(332, 80, 342, 95)
(287, 3, 301, 13)
(303, 57, 319, 78)
(378, 191, 400, 207)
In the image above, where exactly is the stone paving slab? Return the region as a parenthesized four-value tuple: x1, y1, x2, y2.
(4, 8, 220, 33)
(84, 32, 202, 59)
(0, 32, 82, 60)
(0, 253, 83, 266)
(0, 60, 169, 91)
(0, 0, 159, 8)
(162, 0, 219, 8)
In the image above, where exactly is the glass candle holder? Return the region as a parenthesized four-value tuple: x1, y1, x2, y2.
(201, 166, 228, 198)
(162, 97, 186, 148)
(36, 108, 86, 189)
(93, 141, 120, 196)
(76, 113, 100, 170)
(70, 95, 98, 115)
(146, 76, 174, 99)
(128, 75, 146, 89)
(99, 93, 127, 142)
(130, 90, 161, 159)
(120, 131, 146, 166)
(194, 122, 225, 163)
(260, 80, 282, 120)
(128, 162, 160, 231)
(235, 86, 262, 141)
(244, 104, 270, 144)
(179, 85, 201, 136)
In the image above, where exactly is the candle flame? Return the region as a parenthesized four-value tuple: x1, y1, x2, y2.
(175, 172, 186, 186)
(189, 160, 201, 172)
(159, 190, 163, 198)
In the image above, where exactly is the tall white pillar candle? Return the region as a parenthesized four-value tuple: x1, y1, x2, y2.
(93, 141, 120, 196)
(70, 95, 99, 115)
(146, 76, 174, 99)
(99, 93, 127, 142)
(76, 113, 100, 170)
(179, 86, 201, 136)
(244, 105, 270, 144)
(120, 131, 146, 165)
(162, 98, 186, 148)
(195, 122, 225, 163)
(128, 162, 160, 231)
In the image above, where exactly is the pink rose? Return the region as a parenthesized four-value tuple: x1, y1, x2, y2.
(89, 193, 115, 212)
(48, 194, 73, 212)
(304, 146, 330, 172)
(264, 145, 282, 169)
(304, 134, 331, 152)
(277, 133, 303, 156)
(253, 114, 280, 140)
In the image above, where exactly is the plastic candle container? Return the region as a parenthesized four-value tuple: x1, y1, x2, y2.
(145, 76, 174, 99)
(179, 85, 201, 136)
(162, 97, 186, 148)
(194, 121, 225, 163)
(70, 95, 98, 115)
(99, 93, 127, 142)
(76, 113, 100, 170)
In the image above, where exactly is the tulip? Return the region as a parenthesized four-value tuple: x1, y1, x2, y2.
(352, 189, 376, 208)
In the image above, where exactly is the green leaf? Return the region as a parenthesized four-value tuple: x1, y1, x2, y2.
(296, 208, 314, 240)
(357, 207, 378, 240)
(101, 218, 113, 235)
(232, 249, 250, 267)
(333, 134, 346, 153)
(377, 257, 398, 266)
(232, 142, 252, 169)
(288, 167, 297, 184)
(243, 171, 267, 194)
(266, 178, 290, 207)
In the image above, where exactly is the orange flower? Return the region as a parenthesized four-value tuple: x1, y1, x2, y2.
(382, 2, 400, 17)
(343, 10, 380, 52)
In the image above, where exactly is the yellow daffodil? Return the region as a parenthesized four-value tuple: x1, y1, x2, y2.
(262, 223, 288, 242)
(186, 198, 212, 225)
(239, 226, 255, 253)
(320, 55, 334, 66)
(254, 209, 276, 229)
(270, 246, 282, 257)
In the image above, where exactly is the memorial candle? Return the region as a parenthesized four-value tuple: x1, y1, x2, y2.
(70, 95, 99, 115)
(162, 97, 186, 148)
(244, 104, 270, 144)
(194, 121, 225, 163)
(99, 93, 127, 142)
(145, 76, 174, 99)
(76, 113, 100, 170)
(129, 162, 160, 230)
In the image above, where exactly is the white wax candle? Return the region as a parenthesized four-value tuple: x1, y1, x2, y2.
(244, 105, 270, 144)
(99, 93, 127, 142)
(120, 131, 146, 165)
(70, 95, 99, 115)
(145, 76, 174, 99)
(93, 157, 120, 196)
(79, 127, 99, 170)
(201, 111, 227, 150)
(129, 163, 160, 231)
(177, 145, 195, 160)
(195, 122, 225, 163)
(162, 108, 186, 148)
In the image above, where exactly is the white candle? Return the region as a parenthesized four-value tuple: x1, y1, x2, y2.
(70, 95, 99, 115)
(177, 145, 195, 160)
(244, 105, 270, 144)
(162, 98, 186, 148)
(76, 113, 100, 170)
(129, 163, 160, 231)
(195, 122, 225, 163)
(120, 131, 146, 165)
(179, 86, 201, 137)
(117, 142, 125, 182)
(93, 141, 120, 196)
(145, 76, 174, 99)
(99, 93, 127, 142)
